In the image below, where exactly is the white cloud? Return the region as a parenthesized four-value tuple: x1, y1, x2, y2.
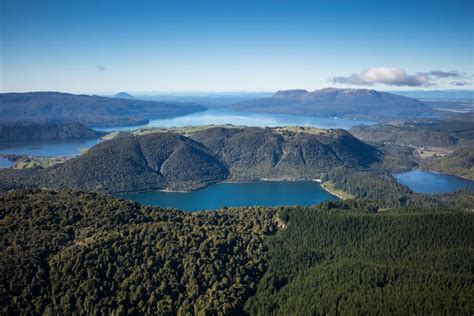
(332, 67, 469, 87)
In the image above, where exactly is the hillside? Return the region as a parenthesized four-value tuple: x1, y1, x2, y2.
(191, 127, 380, 180)
(0, 127, 381, 193)
(245, 201, 474, 314)
(0, 189, 278, 315)
(226, 88, 431, 120)
(421, 147, 474, 180)
(0, 122, 105, 143)
(1, 189, 473, 314)
(350, 119, 474, 149)
(0, 92, 206, 127)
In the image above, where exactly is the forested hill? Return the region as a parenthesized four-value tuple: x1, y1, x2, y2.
(0, 189, 279, 314)
(0, 92, 206, 127)
(350, 119, 474, 148)
(1, 189, 473, 314)
(0, 127, 381, 193)
(225, 88, 431, 120)
(0, 122, 106, 143)
(421, 147, 474, 180)
(190, 127, 380, 177)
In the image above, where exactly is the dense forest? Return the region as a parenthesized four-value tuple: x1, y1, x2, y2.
(0, 92, 205, 127)
(0, 122, 105, 143)
(245, 201, 474, 314)
(1, 189, 473, 314)
(0, 189, 279, 314)
(0, 127, 383, 193)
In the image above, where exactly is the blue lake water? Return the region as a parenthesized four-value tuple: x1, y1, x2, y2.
(393, 169, 474, 194)
(96, 109, 376, 132)
(0, 139, 101, 157)
(115, 180, 338, 211)
(0, 157, 12, 168)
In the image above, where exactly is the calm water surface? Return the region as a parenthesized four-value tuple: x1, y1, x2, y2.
(115, 180, 338, 211)
(96, 109, 376, 132)
(393, 169, 474, 194)
(0, 139, 101, 157)
(0, 157, 12, 168)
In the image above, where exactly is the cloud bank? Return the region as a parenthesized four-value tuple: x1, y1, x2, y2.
(332, 67, 470, 87)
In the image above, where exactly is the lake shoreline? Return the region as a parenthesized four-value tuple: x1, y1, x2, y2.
(115, 180, 339, 211)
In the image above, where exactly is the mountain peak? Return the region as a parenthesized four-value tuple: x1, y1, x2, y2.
(114, 92, 135, 99)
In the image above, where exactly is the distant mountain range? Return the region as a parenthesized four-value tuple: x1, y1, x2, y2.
(110, 91, 273, 106)
(0, 92, 206, 127)
(225, 88, 432, 120)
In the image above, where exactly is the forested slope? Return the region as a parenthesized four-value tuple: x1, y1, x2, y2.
(0, 127, 381, 193)
(0, 189, 278, 315)
(191, 127, 380, 179)
(246, 201, 474, 315)
(1, 190, 473, 315)
(350, 119, 474, 148)
(421, 147, 474, 180)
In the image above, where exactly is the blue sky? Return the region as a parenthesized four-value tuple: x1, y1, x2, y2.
(1, 0, 473, 93)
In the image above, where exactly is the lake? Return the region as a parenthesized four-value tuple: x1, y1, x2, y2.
(0, 156, 12, 168)
(115, 180, 338, 211)
(96, 109, 376, 132)
(393, 169, 474, 194)
(0, 139, 101, 157)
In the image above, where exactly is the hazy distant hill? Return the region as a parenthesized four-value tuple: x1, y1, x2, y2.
(226, 88, 431, 120)
(0, 127, 381, 193)
(0, 92, 206, 127)
(0, 122, 105, 143)
(113, 91, 135, 99)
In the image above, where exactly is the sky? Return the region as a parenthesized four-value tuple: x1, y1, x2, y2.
(1, 0, 473, 93)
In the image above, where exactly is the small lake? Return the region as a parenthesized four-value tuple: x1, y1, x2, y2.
(0, 156, 13, 168)
(393, 169, 474, 194)
(0, 139, 101, 157)
(115, 180, 338, 211)
(96, 109, 376, 132)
